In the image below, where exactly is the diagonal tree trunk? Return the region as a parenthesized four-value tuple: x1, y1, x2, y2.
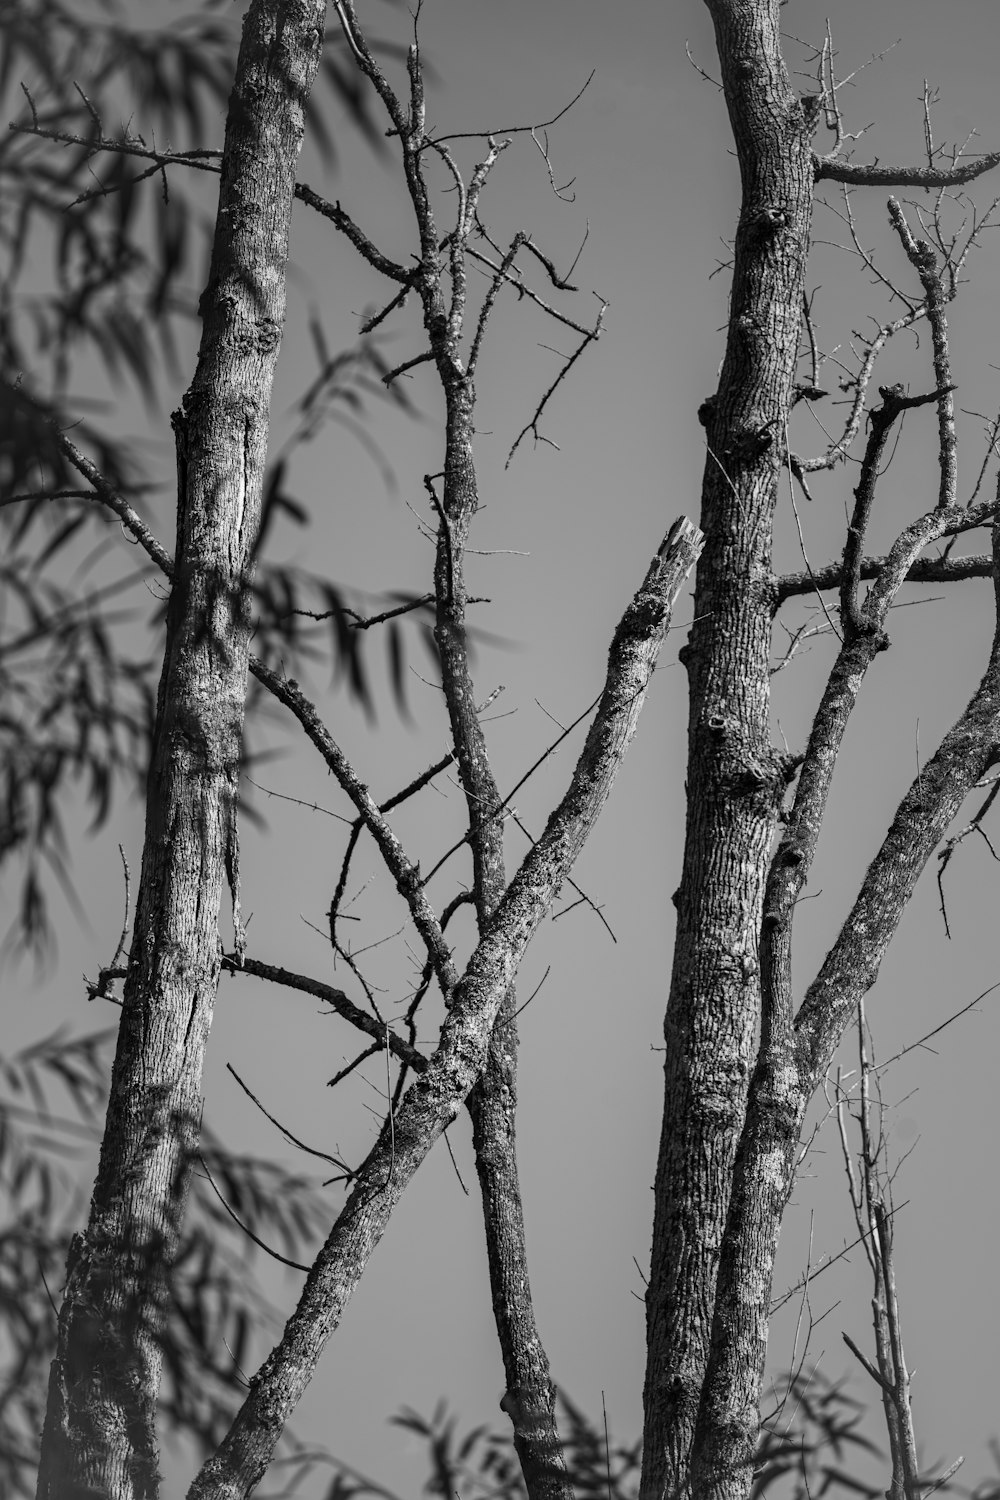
(35, 4, 326, 1496)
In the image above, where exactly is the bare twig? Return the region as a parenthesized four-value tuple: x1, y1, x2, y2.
(506, 296, 607, 466)
(428, 70, 595, 144)
(226, 1063, 351, 1173)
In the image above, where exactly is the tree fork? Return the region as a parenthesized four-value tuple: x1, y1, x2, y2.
(641, 3, 816, 1495)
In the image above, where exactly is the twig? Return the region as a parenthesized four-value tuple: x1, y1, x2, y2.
(226, 1063, 350, 1172)
(506, 296, 607, 466)
(428, 71, 595, 144)
(221, 953, 428, 1073)
(246, 661, 458, 998)
(196, 1153, 311, 1272)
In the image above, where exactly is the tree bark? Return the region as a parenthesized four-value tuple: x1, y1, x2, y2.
(642, 10, 1000, 1489)
(689, 569, 1000, 1500)
(34, 4, 325, 1497)
(430, 251, 571, 1500)
(641, 4, 816, 1496)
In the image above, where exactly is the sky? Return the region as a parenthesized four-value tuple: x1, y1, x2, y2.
(9, 0, 1000, 1494)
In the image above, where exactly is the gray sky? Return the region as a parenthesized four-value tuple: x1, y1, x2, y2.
(12, 0, 1000, 1492)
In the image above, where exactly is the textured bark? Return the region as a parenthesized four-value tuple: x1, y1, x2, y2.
(469, 1046, 569, 1500)
(34, 5, 325, 1497)
(187, 522, 702, 1500)
(644, 30, 1000, 1487)
(690, 593, 1000, 1500)
(641, 5, 815, 1496)
(437, 424, 570, 1499)
(429, 260, 571, 1500)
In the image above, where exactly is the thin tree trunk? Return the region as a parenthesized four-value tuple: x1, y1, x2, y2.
(432, 326, 571, 1500)
(35, 5, 325, 1497)
(641, 4, 815, 1496)
(469, 1025, 569, 1500)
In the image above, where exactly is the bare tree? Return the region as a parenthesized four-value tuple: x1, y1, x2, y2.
(12, 2, 700, 1497)
(6, 3, 1000, 1500)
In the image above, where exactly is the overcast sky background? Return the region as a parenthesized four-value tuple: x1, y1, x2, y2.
(9, 0, 1000, 1493)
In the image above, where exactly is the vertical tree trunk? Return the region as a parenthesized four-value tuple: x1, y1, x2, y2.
(688, 616, 1000, 1500)
(641, 4, 815, 1496)
(35, 5, 325, 1497)
(434, 337, 570, 1500)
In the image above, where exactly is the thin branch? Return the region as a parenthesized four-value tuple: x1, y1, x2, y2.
(221, 953, 428, 1072)
(842, 1331, 892, 1394)
(195, 1154, 311, 1273)
(7, 115, 222, 186)
(294, 183, 412, 282)
(245, 661, 459, 998)
(226, 1064, 351, 1172)
(327, 1043, 381, 1094)
(29, 417, 174, 577)
(795, 585, 1000, 1084)
(381, 349, 434, 386)
(428, 71, 595, 144)
(466, 244, 598, 336)
(506, 296, 607, 466)
(936, 774, 1000, 933)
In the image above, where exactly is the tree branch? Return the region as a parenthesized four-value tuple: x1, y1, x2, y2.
(186, 516, 702, 1500)
(887, 200, 957, 509)
(814, 150, 1000, 186)
(246, 660, 459, 1000)
(775, 550, 993, 604)
(221, 954, 427, 1072)
(796, 523, 1000, 1081)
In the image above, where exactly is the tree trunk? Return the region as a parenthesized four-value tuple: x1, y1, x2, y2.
(643, 9, 1000, 1498)
(432, 319, 570, 1500)
(641, 3, 815, 1496)
(35, 4, 325, 1497)
(688, 588, 1000, 1500)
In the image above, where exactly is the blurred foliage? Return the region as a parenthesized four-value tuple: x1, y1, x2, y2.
(0, 0, 431, 954)
(0, 1022, 337, 1497)
(258, 1374, 898, 1500)
(0, 0, 438, 1487)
